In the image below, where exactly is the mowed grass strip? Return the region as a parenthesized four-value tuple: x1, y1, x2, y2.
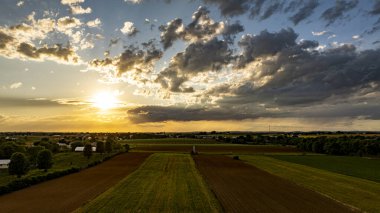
(82, 153, 222, 213)
(240, 155, 380, 213)
(271, 155, 380, 183)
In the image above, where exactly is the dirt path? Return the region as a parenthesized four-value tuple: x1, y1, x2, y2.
(193, 155, 356, 213)
(0, 152, 151, 213)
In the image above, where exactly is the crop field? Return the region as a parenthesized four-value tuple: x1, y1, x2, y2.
(0, 152, 151, 213)
(272, 155, 380, 182)
(82, 153, 221, 213)
(132, 144, 299, 154)
(241, 155, 380, 213)
(193, 155, 354, 213)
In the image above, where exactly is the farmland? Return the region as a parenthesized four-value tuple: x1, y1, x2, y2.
(82, 153, 221, 212)
(271, 155, 380, 182)
(132, 144, 299, 154)
(194, 155, 354, 213)
(0, 153, 150, 213)
(241, 155, 380, 213)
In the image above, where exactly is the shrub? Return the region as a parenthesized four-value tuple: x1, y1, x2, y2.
(8, 152, 29, 178)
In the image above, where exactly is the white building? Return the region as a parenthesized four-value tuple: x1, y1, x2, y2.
(74, 147, 96, 152)
(0, 159, 11, 169)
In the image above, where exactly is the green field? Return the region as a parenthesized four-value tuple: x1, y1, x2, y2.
(240, 155, 380, 213)
(272, 155, 380, 183)
(120, 138, 219, 144)
(82, 153, 221, 212)
(0, 152, 114, 187)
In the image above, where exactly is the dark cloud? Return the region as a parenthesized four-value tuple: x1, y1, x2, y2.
(284, 0, 303, 13)
(0, 31, 14, 49)
(260, 0, 284, 20)
(249, 0, 266, 19)
(236, 28, 298, 68)
(221, 21, 244, 43)
(17, 42, 79, 63)
(289, 0, 319, 25)
(159, 7, 226, 49)
(202, 0, 253, 17)
(156, 38, 233, 92)
(370, 1, 380, 15)
(320, 0, 358, 26)
(127, 105, 261, 123)
(90, 40, 163, 76)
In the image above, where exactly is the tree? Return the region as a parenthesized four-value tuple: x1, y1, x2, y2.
(8, 152, 29, 178)
(27, 146, 45, 166)
(37, 149, 53, 172)
(70, 141, 84, 152)
(96, 141, 105, 153)
(105, 141, 113, 153)
(83, 143, 93, 159)
(124, 144, 130, 152)
(0, 142, 25, 159)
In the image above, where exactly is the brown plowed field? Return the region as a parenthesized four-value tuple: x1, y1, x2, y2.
(0, 152, 151, 213)
(193, 155, 356, 213)
(134, 145, 299, 153)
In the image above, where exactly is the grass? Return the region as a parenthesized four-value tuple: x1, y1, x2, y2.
(0, 152, 114, 187)
(81, 153, 222, 213)
(271, 155, 380, 183)
(240, 155, 380, 213)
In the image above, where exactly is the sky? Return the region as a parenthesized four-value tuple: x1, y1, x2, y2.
(0, 0, 380, 132)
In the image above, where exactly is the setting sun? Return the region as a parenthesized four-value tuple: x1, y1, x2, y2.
(91, 91, 120, 110)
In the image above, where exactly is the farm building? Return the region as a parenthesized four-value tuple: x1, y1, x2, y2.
(0, 159, 11, 169)
(75, 147, 96, 152)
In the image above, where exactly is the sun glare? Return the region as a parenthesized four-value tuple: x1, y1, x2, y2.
(91, 91, 120, 110)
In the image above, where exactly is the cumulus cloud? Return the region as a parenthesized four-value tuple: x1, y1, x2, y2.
(16, 42, 79, 63)
(61, 0, 92, 15)
(120, 21, 138, 36)
(289, 0, 319, 25)
(10, 82, 23, 89)
(90, 40, 163, 76)
(0, 31, 13, 49)
(87, 18, 101, 28)
(320, 0, 358, 26)
(159, 6, 242, 49)
(156, 38, 233, 92)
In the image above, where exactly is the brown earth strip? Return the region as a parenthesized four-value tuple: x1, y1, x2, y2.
(134, 145, 299, 153)
(193, 155, 356, 213)
(0, 152, 151, 213)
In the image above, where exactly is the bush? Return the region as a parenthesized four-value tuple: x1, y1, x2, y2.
(124, 144, 130, 152)
(96, 142, 105, 153)
(105, 141, 113, 153)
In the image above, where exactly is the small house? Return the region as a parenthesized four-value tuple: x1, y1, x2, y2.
(0, 159, 11, 169)
(74, 147, 96, 152)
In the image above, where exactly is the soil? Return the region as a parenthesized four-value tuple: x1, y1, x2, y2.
(193, 155, 357, 213)
(0, 152, 151, 213)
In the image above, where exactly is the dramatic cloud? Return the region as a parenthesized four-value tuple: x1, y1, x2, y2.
(260, 0, 284, 20)
(159, 6, 242, 49)
(90, 40, 163, 76)
(249, 0, 266, 19)
(321, 0, 358, 26)
(289, 0, 319, 25)
(127, 105, 261, 123)
(17, 42, 79, 63)
(236, 28, 298, 68)
(120, 21, 138, 36)
(155, 38, 233, 92)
